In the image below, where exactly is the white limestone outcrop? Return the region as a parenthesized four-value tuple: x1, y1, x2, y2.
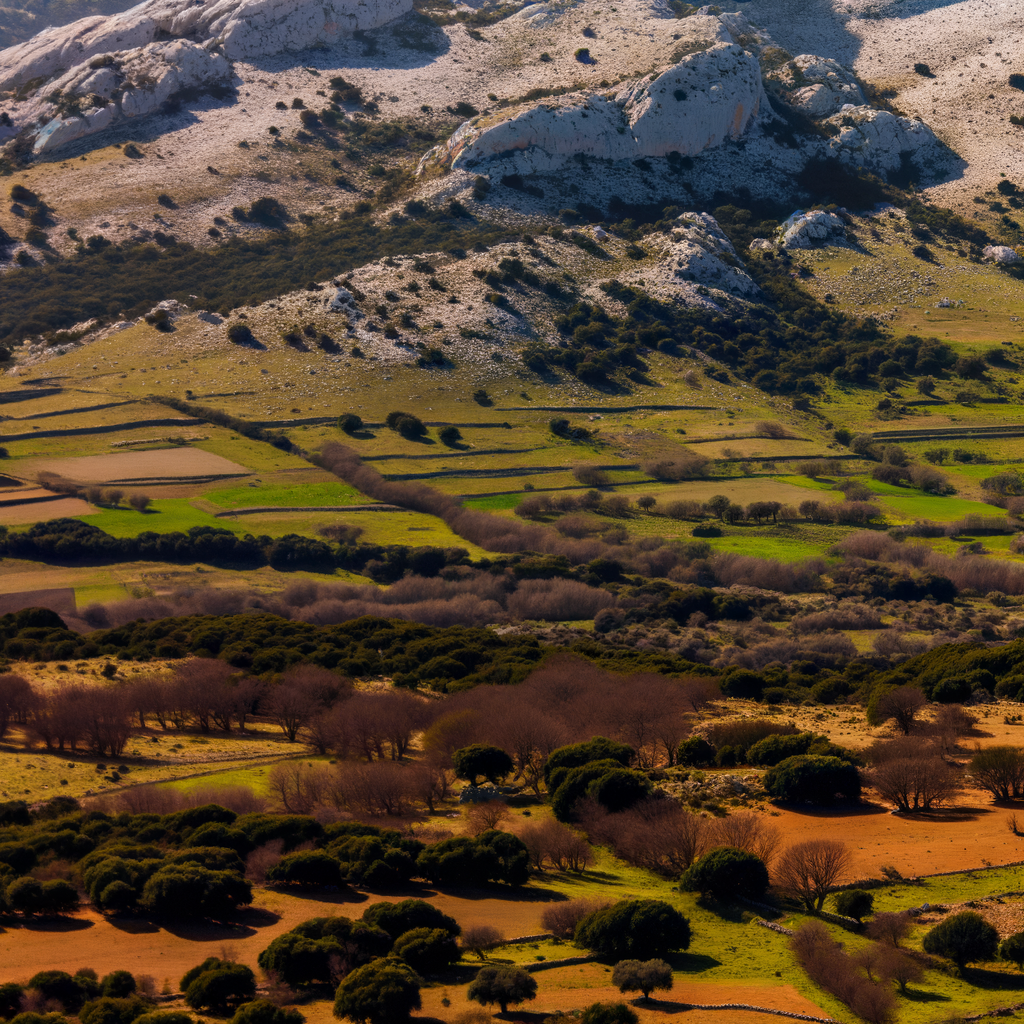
(626, 212, 760, 311)
(0, 0, 410, 153)
(419, 42, 765, 176)
(823, 106, 944, 175)
(779, 209, 846, 249)
(767, 54, 864, 119)
(982, 245, 1020, 264)
(31, 40, 230, 153)
(0, 0, 410, 91)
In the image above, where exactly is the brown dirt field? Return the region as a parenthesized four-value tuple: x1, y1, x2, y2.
(0, 497, 94, 522)
(33, 448, 250, 482)
(0, 587, 76, 615)
(770, 791, 1024, 879)
(414, 967, 827, 1023)
(0, 885, 565, 983)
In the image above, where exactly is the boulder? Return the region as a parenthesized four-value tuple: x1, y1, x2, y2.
(419, 41, 764, 176)
(823, 106, 944, 174)
(767, 54, 864, 119)
(983, 245, 1020, 264)
(779, 209, 846, 249)
(625, 212, 760, 310)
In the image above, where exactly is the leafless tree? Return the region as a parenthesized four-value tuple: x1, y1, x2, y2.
(465, 801, 509, 836)
(268, 760, 330, 813)
(711, 811, 782, 866)
(266, 664, 348, 743)
(409, 757, 455, 813)
(541, 898, 611, 939)
(0, 673, 35, 738)
(866, 911, 913, 948)
(605, 798, 710, 876)
(875, 686, 927, 735)
(461, 925, 504, 960)
(330, 760, 415, 817)
(876, 945, 924, 994)
(868, 757, 963, 812)
(969, 745, 1024, 801)
(774, 839, 852, 911)
(82, 687, 133, 756)
(518, 819, 593, 872)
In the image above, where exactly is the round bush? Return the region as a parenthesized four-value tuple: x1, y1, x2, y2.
(682, 847, 769, 902)
(392, 927, 460, 973)
(333, 958, 421, 1024)
(575, 899, 690, 960)
(764, 755, 861, 805)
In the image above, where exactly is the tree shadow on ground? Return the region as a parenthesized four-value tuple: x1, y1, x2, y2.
(903, 988, 952, 1002)
(264, 885, 368, 905)
(21, 915, 94, 932)
(963, 967, 1024, 991)
(667, 953, 722, 975)
(428, 883, 569, 904)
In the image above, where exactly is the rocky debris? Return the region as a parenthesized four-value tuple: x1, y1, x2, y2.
(823, 106, 945, 175)
(748, 238, 775, 252)
(779, 209, 846, 250)
(625, 212, 760, 311)
(419, 41, 764, 176)
(0, 0, 410, 152)
(983, 245, 1021, 264)
(767, 54, 865, 119)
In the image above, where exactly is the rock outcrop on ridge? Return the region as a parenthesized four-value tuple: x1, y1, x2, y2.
(625, 212, 761, 312)
(0, 0, 410, 153)
(766, 54, 864, 119)
(419, 40, 766, 176)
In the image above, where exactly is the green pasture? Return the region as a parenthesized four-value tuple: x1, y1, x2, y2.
(462, 493, 523, 511)
(703, 530, 836, 562)
(204, 480, 364, 508)
(862, 479, 1000, 522)
(80, 499, 246, 537)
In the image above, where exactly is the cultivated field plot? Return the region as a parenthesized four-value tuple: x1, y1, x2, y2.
(34, 447, 251, 483)
(0, 496, 94, 522)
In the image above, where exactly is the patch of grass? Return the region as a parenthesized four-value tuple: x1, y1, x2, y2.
(462, 493, 523, 510)
(204, 481, 364, 508)
(80, 499, 245, 538)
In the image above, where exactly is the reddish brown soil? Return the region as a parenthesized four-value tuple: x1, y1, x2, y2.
(772, 788, 1024, 879)
(0, 886, 562, 983)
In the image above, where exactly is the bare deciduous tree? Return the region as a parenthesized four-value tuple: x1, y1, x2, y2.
(774, 839, 852, 912)
(875, 686, 927, 735)
(711, 811, 782, 866)
(868, 756, 963, 812)
(866, 911, 913, 948)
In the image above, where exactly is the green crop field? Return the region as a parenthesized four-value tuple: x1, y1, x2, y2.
(204, 480, 365, 508)
(462, 493, 523, 510)
(80, 499, 247, 537)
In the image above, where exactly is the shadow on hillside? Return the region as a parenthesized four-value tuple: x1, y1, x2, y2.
(265, 884, 369, 905)
(21, 915, 93, 932)
(902, 987, 951, 1003)
(963, 967, 1024, 991)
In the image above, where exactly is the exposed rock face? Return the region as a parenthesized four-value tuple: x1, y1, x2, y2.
(823, 106, 943, 175)
(983, 245, 1020, 264)
(32, 40, 230, 153)
(626, 212, 760, 311)
(419, 41, 765, 176)
(767, 54, 864, 119)
(0, 0, 410, 152)
(779, 209, 846, 249)
(0, 0, 410, 91)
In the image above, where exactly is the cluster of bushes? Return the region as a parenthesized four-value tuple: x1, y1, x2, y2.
(0, 517, 471, 579)
(259, 899, 461, 986)
(0, 206, 516, 344)
(544, 737, 651, 822)
(0, 968, 168, 1024)
(678, 720, 856, 770)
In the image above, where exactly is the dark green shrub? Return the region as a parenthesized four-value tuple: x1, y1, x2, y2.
(833, 889, 874, 922)
(923, 911, 999, 970)
(266, 851, 343, 888)
(228, 1001, 303, 1024)
(676, 737, 715, 766)
(452, 745, 513, 786)
(181, 961, 255, 1013)
(544, 737, 632, 785)
(338, 414, 363, 434)
(579, 1003, 638, 1024)
(467, 966, 536, 1014)
(362, 899, 460, 939)
(681, 847, 769, 902)
(140, 865, 252, 919)
(575, 900, 690, 960)
(0, 982, 24, 1020)
(100, 974, 136, 1000)
(333, 958, 421, 1024)
(764, 755, 861, 805)
(391, 927, 460, 973)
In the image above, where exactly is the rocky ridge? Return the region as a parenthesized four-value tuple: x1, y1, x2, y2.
(0, 0, 410, 153)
